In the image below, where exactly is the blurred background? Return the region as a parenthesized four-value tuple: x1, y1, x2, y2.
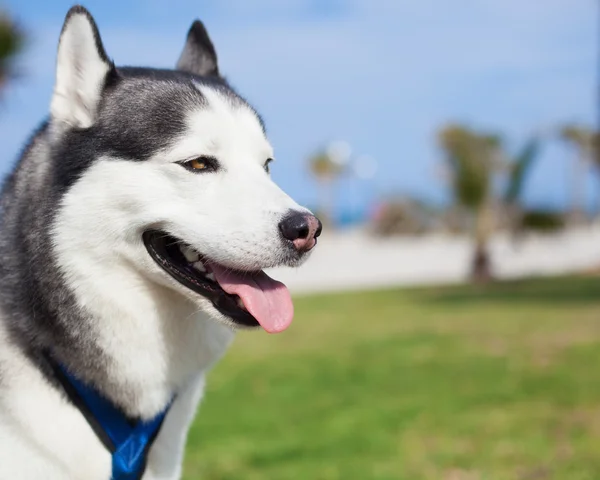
(2, 1, 600, 479)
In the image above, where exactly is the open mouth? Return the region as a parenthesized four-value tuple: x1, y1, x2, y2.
(142, 230, 293, 333)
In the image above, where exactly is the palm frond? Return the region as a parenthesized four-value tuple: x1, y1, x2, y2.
(504, 138, 540, 205)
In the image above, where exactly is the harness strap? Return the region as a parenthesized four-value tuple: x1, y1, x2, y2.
(48, 357, 171, 480)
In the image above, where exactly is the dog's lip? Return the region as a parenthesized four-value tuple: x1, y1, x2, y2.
(142, 230, 260, 328)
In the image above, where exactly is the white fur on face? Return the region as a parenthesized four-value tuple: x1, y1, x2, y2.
(143, 85, 309, 270)
(54, 85, 310, 324)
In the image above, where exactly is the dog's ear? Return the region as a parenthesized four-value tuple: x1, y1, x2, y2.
(50, 6, 114, 128)
(176, 20, 220, 78)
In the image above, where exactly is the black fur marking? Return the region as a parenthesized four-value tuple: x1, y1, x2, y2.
(0, 126, 107, 394)
(177, 20, 220, 78)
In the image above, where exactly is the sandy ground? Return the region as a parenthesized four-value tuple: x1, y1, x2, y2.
(266, 224, 600, 295)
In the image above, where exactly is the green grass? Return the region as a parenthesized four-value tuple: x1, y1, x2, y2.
(183, 276, 600, 480)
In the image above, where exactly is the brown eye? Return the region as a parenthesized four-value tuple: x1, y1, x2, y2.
(180, 156, 219, 173)
(189, 159, 206, 170)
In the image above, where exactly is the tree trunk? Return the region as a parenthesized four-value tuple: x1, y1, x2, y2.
(471, 204, 494, 283)
(471, 242, 492, 283)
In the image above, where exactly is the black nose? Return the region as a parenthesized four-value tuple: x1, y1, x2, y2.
(279, 211, 322, 251)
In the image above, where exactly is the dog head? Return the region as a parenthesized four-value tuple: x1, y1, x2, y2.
(49, 7, 321, 334)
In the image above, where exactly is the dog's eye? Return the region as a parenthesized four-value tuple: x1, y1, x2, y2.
(264, 158, 273, 174)
(189, 159, 207, 170)
(180, 156, 219, 173)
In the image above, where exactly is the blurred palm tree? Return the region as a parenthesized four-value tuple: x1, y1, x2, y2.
(308, 148, 346, 227)
(438, 124, 502, 283)
(559, 125, 596, 221)
(0, 12, 23, 92)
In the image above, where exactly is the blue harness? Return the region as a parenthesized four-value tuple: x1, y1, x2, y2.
(50, 360, 171, 480)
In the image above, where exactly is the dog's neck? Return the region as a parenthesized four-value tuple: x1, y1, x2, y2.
(80, 261, 235, 419)
(58, 270, 234, 419)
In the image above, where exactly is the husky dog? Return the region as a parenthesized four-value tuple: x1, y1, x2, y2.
(0, 5, 321, 479)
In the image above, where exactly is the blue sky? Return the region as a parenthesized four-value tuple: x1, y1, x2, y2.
(1, 0, 598, 216)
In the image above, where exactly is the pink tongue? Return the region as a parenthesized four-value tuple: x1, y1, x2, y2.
(208, 263, 294, 334)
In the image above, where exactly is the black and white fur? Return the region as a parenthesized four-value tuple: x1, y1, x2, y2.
(0, 6, 317, 479)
